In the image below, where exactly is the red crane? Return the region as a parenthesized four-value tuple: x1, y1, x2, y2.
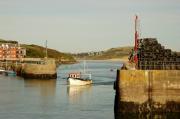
(134, 15, 139, 64)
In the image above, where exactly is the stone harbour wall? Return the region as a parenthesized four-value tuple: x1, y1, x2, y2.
(114, 70, 180, 114)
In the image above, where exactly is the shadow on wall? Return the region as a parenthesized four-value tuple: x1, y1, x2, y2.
(114, 112, 180, 119)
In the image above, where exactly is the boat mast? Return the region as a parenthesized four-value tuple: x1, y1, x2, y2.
(134, 15, 139, 64)
(83, 60, 86, 73)
(45, 40, 48, 58)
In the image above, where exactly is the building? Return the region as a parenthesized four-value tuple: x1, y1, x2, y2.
(0, 43, 26, 59)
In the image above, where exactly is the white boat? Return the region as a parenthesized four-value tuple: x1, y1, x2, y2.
(67, 75, 92, 85)
(0, 69, 5, 74)
(67, 61, 92, 85)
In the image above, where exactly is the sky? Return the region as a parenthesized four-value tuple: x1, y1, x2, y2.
(0, 0, 179, 53)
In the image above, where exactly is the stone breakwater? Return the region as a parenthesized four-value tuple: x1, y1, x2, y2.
(0, 58, 57, 79)
(114, 70, 180, 114)
(21, 59, 57, 79)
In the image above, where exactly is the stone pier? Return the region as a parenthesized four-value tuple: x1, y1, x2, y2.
(114, 70, 180, 116)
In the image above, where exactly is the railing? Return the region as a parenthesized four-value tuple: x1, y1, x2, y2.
(0, 58, 43, 61)
(0, 58, 46, 66)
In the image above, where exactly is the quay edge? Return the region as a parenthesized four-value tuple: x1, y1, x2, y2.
(114, 69, 180, 114)
(21, 58, 57, 79)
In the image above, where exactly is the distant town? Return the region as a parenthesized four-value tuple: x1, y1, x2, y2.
(0, 43, 26, 59)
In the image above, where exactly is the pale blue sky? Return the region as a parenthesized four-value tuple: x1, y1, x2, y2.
(0, 0, 180, 53)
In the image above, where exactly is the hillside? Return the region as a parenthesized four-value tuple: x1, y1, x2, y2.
(0, 38, 18, 44)
(74, 46, 133, 60)
(0, 38, 76, 64)
(22, 44, 76, 63)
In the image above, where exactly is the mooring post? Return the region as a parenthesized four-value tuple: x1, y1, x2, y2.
(114, 69, 120, 114)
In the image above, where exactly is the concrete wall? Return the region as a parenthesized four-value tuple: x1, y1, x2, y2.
(0, 58, 57, 79)
(115, 70, 180, 113)
(22, 59, 56, 75)
(22, 59, 57, 79)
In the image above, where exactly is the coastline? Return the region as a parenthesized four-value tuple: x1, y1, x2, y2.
(75, 56, 129, 63)
(106, 57, 128, 63)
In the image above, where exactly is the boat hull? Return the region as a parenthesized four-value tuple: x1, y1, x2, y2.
(5, 71, 16, 76)
(67, 77, 92, 86)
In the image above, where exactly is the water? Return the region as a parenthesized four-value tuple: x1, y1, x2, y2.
(0, 60, 122, 119)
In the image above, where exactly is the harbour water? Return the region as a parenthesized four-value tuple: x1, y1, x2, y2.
(0, 60, 122, 119)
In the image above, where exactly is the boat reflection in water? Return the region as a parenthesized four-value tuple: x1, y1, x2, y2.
(67, 85, 92, 104)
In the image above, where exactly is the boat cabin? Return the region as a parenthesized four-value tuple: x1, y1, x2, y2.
(69, 72, 81, 78)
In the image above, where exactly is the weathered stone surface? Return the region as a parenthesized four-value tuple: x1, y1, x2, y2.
(114, 70, 180, 114)
(22, 59, 57, 79)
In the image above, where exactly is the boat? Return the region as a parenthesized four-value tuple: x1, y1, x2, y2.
(0, 69, 5, 74)
(67, 61, 92, 85)
(0, 67, 5, 73)
(4, 70, 17, 76)
(0, 66, 16, 76)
